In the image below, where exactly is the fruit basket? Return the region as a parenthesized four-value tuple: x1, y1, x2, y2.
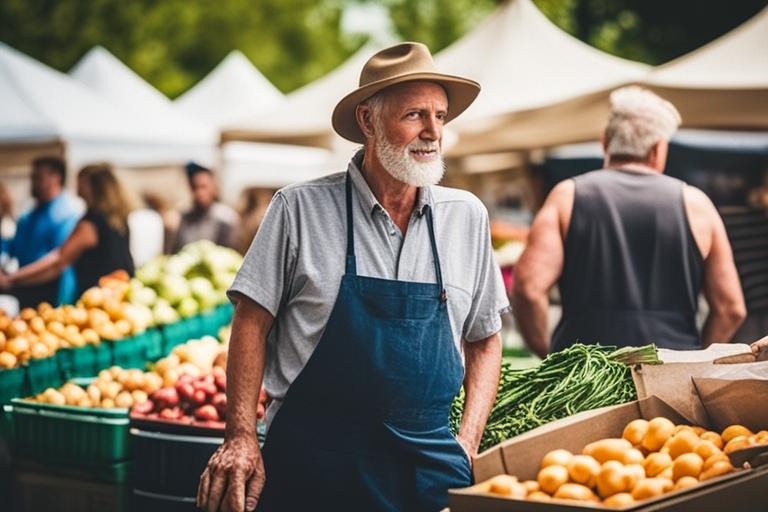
(5, 398, 131, 466)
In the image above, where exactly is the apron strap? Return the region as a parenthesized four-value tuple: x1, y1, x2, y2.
(425, 205, 447, 302)
(345, 173, 357, 275)
(346, 171, 447, 301)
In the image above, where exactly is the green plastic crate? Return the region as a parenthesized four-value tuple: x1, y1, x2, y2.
(0, 366, 27, 405)
(198, 309, 219, 338)
(215, 302, 233, 328)
(6, 398, 131, 466)
(94, 342, 113, 371)
(144, 328, 164, 362)
(161, 316, 201, 353)
(111, 334, 149, 370)
(27, 356, 62, 395)
(57, 346, 98, 380)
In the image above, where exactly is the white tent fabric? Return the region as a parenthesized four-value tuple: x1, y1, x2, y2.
(644, 7, 768, 89)
(221, 43, 383, 147)
(0, 42, 215, 167)
(71, 46, 177, 112)
(69, 46, 216, 158)
(175, 50, 284, 130)
(219, 142, 333, 203)
(638, 7, 768, 129)
(435, 0, 649, 123)
(448, 2, 768, 156)
(434, 0, 651, 156)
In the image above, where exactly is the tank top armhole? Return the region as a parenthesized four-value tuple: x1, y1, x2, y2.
(678, 183, 706, 266)
(562, 177, 580, 252)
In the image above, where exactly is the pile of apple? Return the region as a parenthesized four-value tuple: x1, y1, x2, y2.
(132, 366, 227, 424)
(0, 270, 152, 370)
(130, 240, 242, 324)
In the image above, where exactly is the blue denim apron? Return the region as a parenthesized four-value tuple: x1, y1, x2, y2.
(257, 173, 471, 511)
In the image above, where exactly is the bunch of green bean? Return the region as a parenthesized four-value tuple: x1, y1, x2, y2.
(450, 343, 659, 452)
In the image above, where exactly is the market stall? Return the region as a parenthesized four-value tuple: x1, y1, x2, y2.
(0, 241, 242, 511)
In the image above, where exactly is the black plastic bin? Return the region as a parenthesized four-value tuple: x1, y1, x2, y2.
(130, 428, 222, 497)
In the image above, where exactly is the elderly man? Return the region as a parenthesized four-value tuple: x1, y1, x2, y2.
(197, 43, 508, 512)
(513, 87, 746, 358)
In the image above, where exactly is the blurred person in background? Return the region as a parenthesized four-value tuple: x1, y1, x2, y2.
(143, 192, 181, 254)
(235, 187, 274, 255)
(0, 164, 135, 296)
(0, 183, 15, 267)
(127, 197, 164, 267)
(4, 156, 80, 307)
(723, 181, 768, 344)
(170, 162, 238, 252)
(513, 87, 745, 358)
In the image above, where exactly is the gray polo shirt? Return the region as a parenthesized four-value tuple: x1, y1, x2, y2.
(230, 150, 510, 427)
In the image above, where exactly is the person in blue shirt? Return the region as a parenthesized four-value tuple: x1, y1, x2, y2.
(5, 157, 80, 307)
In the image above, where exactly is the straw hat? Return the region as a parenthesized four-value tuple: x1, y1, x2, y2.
(331, 42, 480, 143)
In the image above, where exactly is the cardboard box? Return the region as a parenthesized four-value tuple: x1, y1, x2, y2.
(449, 396, 768, 511)
(630, 343, 759, 426)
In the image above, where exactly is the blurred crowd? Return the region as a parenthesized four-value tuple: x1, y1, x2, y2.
(0, 157, 273, 311)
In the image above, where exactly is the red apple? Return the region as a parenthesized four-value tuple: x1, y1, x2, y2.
(194, 404, 220, 422)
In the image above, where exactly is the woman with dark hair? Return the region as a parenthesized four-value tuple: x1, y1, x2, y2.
(0, 164, 135, 296)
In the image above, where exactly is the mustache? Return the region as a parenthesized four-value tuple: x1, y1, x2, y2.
(406, 141, 440, 152)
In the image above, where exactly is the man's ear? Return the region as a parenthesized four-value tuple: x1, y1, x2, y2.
(356, 104, 375, 139)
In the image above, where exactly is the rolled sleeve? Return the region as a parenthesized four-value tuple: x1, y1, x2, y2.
(228, 193, 296, 317)
(462, 207, 511, 342)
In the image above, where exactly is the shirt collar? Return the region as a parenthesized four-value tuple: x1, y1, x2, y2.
(347, 149, 433, 218)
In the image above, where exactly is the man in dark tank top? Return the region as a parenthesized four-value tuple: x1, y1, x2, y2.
(513, 87, 746, 358)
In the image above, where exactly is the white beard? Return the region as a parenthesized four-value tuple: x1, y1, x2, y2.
(374, 128, 445, 187)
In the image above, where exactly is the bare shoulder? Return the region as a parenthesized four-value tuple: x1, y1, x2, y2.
(683, 185, 718, 219)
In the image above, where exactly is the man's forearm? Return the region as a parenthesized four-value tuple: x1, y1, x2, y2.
(701, 310, 745, 347)
(512, 291, 549, 359)
(225, 298, 271, 439)
(458, 333, 502, 456)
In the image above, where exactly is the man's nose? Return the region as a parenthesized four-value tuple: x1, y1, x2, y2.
(421, 114, 441, 141)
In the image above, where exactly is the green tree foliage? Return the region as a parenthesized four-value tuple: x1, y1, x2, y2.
(0, 0, 365, 97)
(386, 0, 767, 65)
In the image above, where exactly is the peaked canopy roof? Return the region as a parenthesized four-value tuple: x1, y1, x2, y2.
(175, 50, 284, 130)
(446, 1, 768, 156)
(637, 6, 768, 130)
(645, 6, 768, 90)
(0, 42, 213, 166)
(435, 0, 649, 123)
(70, 46, 214, 145)
(222, 43, 384, 147)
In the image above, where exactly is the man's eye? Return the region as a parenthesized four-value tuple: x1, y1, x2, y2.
(436, 113, 447, 122)
(406, 111, 420, 119)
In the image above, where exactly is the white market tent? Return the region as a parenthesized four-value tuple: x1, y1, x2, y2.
(435, 0, 649, 123)
(174, 50, 284, 130)
(69, 46, 216, 162)
(640, 6, 768, 128)
(221, 42, 384, 149)
(0, 42, 215, 169)
(447, 1, 768, 157)
(435, 0, 650, 156)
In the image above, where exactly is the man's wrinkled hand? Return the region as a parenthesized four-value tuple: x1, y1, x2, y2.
(197, 434, 264, 512)
(456, 434, 476, 467)
(751, 336, 768, 359)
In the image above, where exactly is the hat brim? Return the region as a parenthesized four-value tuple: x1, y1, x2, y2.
(332, 72, 480, 144)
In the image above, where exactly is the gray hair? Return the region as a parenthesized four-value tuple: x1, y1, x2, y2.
(605, 86, 682, 161)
